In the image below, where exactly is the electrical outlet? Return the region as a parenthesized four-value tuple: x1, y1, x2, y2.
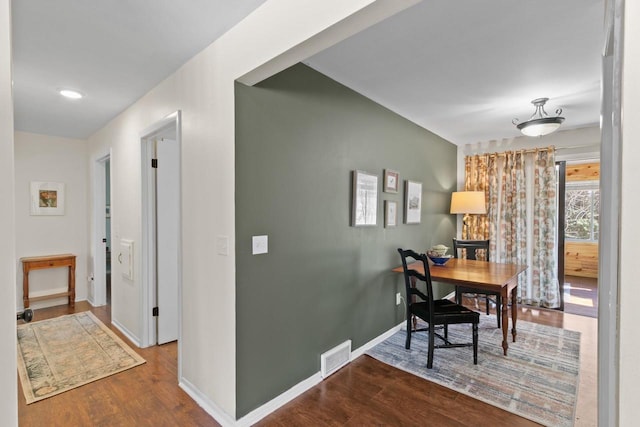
(396, 292, 402, 305)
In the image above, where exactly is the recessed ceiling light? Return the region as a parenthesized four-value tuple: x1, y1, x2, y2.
(59, 89, 83, 99)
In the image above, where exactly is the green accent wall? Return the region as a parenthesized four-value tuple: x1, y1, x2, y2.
(235, 63, 457, 417)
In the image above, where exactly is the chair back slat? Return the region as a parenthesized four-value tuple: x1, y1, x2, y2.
(452, 238, 490, 262)
(397, 248, 433, 306)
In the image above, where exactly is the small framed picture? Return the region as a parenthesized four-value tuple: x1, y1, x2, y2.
(383, 169, 399, 193)
(384, 200, 397, 227)
(351, 170, 378, 226)
(30, 181, 65, 216)
(404, 180, 422, 224)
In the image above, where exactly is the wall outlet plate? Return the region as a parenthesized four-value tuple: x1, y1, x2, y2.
(396, 292, 402, 305)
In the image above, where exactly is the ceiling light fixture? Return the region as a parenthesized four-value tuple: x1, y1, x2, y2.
(59, 89, 83, 99)
(512, 97, 564, 137)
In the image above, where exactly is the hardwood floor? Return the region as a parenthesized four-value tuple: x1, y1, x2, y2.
(564, 275, 598, 318)
(259, 301, 597, 427)
(17, 302, 220, 427)
(18, 301, 596, 426)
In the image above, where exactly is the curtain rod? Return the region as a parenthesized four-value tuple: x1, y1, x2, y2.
(470, 143, 599, 159)
(482, 146, 554, 158)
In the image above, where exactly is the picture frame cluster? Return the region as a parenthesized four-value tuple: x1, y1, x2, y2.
(351, 169, 421, 227)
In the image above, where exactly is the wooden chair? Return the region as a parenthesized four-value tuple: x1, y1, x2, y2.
(452, 238, 501, 328)
(397, 248, 479, 369)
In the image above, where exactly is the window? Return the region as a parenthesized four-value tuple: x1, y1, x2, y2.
(564, 181, 599, 241)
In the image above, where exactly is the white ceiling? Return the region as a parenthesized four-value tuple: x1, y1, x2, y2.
(12, 0, 604, 145)
(306, 0, 604, 145)
(12, 0, 268, 139)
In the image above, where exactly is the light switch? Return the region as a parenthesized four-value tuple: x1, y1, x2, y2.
(252, 235, 268, 255)
(217, 236, 229, 256)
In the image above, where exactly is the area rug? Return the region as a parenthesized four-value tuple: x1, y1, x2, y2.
(367, 316, 580, 427)
(17, 311, 146, 404)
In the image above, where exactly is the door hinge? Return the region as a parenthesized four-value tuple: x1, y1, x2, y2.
(151, 158, 158, 168)
(152, 307, 159, 316)
(102, 238, 107, 243)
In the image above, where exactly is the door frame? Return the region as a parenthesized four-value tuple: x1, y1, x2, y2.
(92, 151, 111, 307)
(140, 111, 182, 354)
(556, 160, 566, 312)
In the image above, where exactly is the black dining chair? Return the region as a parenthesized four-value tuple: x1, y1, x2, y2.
(397, 248, 479, 369)
(452, 238, 502, 328)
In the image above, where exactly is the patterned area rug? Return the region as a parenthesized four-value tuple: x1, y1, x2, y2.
(367, 316, 580, 427)
(17, 311, 145, 404)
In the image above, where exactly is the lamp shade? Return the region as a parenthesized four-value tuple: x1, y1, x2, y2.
(450, 191, 487, 214)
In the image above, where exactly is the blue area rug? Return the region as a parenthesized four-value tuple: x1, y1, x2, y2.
(367, 316, 580, 427)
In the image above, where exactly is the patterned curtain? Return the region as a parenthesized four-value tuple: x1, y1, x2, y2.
(464, 154, 490, 240)
(532, 149, 560, 307)
(487, 156, 499, 259)
(499, 152, 528, 292)
(463, 147, 558, 308)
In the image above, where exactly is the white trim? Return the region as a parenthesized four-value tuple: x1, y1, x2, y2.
(242, 323, 402, 425)
(351, 322, 403, 360)
(235, 372, 323, 427)
(139, 110, 182, 350)
(177, 322, 403, 426)
(111, 318, 142, 348)
(179, 377, 238, 427)
(140, 139, 156, 348)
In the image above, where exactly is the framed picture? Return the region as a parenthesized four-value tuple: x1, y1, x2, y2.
(351, 170, 378, 226)
(30, 181, 65, 216)
(383, 169, 399, 193)
(384, 200, 397, 227)
(404, 180, 422, 224)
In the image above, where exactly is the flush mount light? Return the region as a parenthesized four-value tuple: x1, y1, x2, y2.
(512, 97, 564, 137)
(59, 89, 83, 99)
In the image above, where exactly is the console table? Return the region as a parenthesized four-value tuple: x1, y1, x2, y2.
(21, 254, 76, 309)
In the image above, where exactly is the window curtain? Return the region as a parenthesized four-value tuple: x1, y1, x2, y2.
(463, 147, 560, 308)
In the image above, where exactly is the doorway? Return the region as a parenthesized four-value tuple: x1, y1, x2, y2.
(560, 160, 600, 318)
(105, 160, 111, 304)
(140, 111, 182, 348)
(93, 154, 111, 308)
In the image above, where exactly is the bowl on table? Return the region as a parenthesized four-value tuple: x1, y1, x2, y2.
(429, 244, 449, 257)
(426, 253, 453, 266)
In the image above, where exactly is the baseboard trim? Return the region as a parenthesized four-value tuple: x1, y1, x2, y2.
(237, 322, 402, 425)
(351, 322, 403, 359)
(178, 322, 404, 426)
(179, 377, 237, 427)
(236, 372, 323, 426)
(111, 318, 141, 348)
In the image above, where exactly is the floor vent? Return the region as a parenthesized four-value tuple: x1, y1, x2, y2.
(321, 340, 352, 379)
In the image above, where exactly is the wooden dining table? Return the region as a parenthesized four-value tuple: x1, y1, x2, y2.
(392, 258, 527, 356)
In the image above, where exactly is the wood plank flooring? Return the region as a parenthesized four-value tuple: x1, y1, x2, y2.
(17, 302, 220, 427)
(18, 301, 596, 426)
(564, 275, 598, 318)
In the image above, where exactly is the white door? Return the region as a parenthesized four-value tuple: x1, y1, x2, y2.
(156, 137, 180, 344)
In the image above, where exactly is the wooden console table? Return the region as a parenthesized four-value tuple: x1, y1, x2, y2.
(21, 254, 76, 309)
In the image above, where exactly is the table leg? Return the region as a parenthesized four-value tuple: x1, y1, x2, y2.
(501, 292, 509, 356)
(511, 286, 518, 343)
(69, 265, 76, 308)
(23, 266, 30, 309)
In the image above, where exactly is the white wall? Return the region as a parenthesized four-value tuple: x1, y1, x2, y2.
(619, 0, 640, 421)
(14, 132, 89, 310)
(84, 0, 417, 420)
(0, 0, 17, 424)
